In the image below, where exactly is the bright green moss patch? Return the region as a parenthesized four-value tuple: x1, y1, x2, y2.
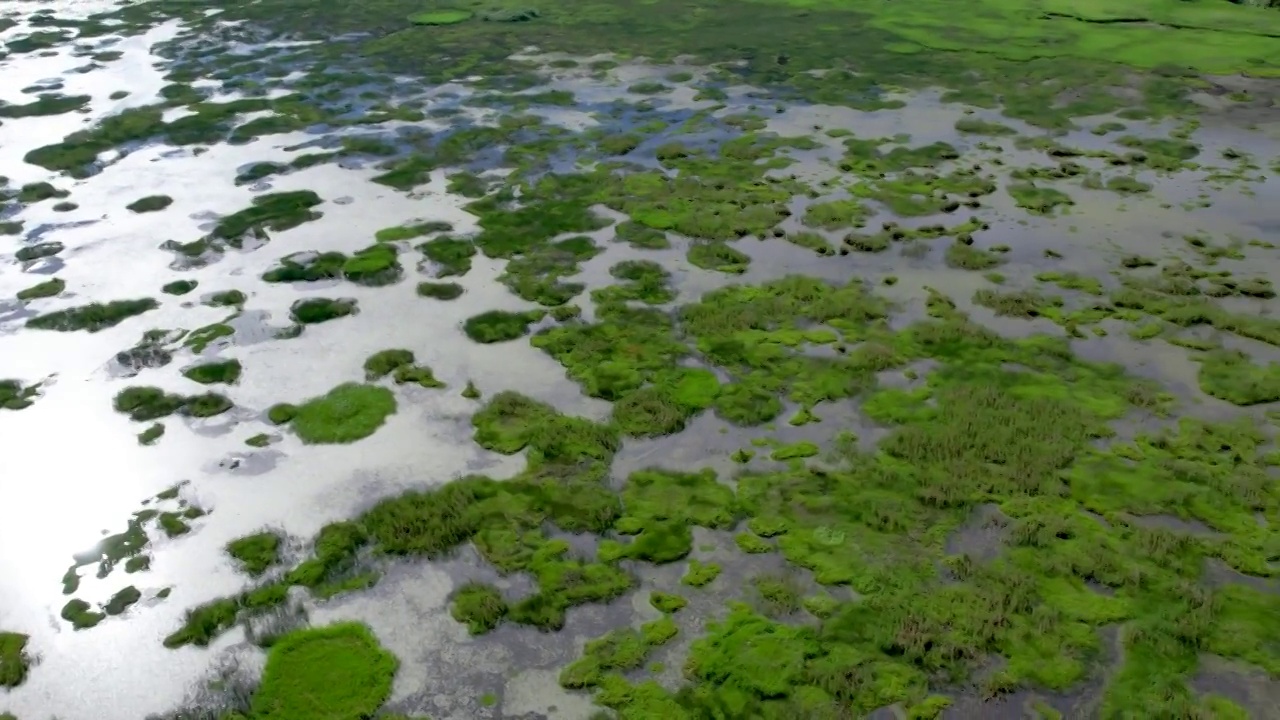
(681, 559, 721, 588)
(450, 582, 508, 634)
(290, 297, 357, 324)
(0, 631, 31, 688)
(419, 236, 477, 277)
(649, 591, 687, 614)
(126, 194, 173, 213)
(342, 244, 402, 286)
(16, 277, 65, 300)
(559, 620, 677, 690)
(408, 9, 472, 25)
(227, 531, 283, 576)
(263, 251, 347, 283)
(1196, 350, 1280, 405)
(249, 622, 397, 720)
(27, 298, 158, 332)
(182, 359, 242, 385)
(286, 383, 396, 444)
(267, 403, 298, 425)
(463, 309, 545, 343)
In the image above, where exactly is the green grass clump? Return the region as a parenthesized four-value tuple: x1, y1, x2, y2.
(973, 288, 1063, 318)
(600, 468, 737, 564)
(0, 380, 39, 411)
(60, 599, 104, 630)
(14, 242, 63, 262)
(1008, 182, 1074, 215)
(27, 298, 158, 332)
(615, 220, 669, 249)
(162, 279, 198, 295)
(649, 591, 687, 614)
(408, 9, 472, 25)
(263, 251, 347, 283)
(688, 240, 750, 274)
(417, 281, 464, 300)
(1196, 350, 1280, 405)
(268, 403, 298, 425)
(955, 117, 1016, 136)
(419, 236, 476, 277)
(212, 190, 323, 241)
(104, 586, 141, 616)
(16, 277, 65, 300)
(138, 423, 165, 445)
(288, 383, 397, 444)
(0, 631, 31, 688)
(126, 194, 173, 213)
(227, 531, 283, 576)
(771, 441, 819, 461)
(249, 623, 398, 720)
(290, 297, 357, 324)
(450, 582, 508, 634)
(182, 359, 242, 385)
(342, 244, 402, 286)
(113, 386, 188, 421)
(463, 309, 544, 343)
(1036, 271, 1104, 295)
(363, 349, 445, 388)
(375, 220, 453, 243)
(206, 289, 246, 308)
(681, 559, 721, 587)
(182, 392, 234, 418)
(945, 241, 1003, 270)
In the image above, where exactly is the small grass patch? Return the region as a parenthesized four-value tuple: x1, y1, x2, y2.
(290, 297, 357, 325)
(688, 241, 750, 274)
(463, 309, 545, 343)
(162, 279, 198, 295)
(451, 582, 508, 634)
(183, 359, 242, 385)
(417, 281, 464, 300)
(16, 277, 65, 300)
(227, 531, 283, 576)
(126, 195, 173, 213)
(408, 9, 472, 25)
(288, 383, 397, 444)
(27, 298, 158, 332)
(249, 622, 398, 720)
(0, 631, 31, 688)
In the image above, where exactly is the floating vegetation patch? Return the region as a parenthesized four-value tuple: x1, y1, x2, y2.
(126, 194, 173, 213)
(274, 383, 397, 444)
(290, 297, 358, 325)
(0, 380, 41, 411)
(211, 190, 323, 244)
(0, 631, 31, 688)
(227, 531, 283, 577)
(26, 298, 158, 332)
(463, 309, 545, 343)
(16, 277, 65, 300)
(408, 9, 472, 25)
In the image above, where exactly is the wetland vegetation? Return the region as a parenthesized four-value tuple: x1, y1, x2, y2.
(4, 0, 1280, 718)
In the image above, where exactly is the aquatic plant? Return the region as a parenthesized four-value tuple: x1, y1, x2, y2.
(126, 194, 173, 213)
(0, 380, 40, 411)
(162, 279, 198, 295)
(463, 309, 545, 343)
(0, 631, 30, 688)
(287, 383, 396, 444)
(16, 277, 65, 300)
(212, 190, 323, 242)
(249, 623, 398, 719)
(103, 586, 141, 616)
(227, 532, 283, 577)
(27, 298, 158, 332)
(289, 297, 357, 325)
(450, 582, 508, 634)
(14, 241, 63, 262)
(408, 9, 472, 25)
(417, 281, 464, 300)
